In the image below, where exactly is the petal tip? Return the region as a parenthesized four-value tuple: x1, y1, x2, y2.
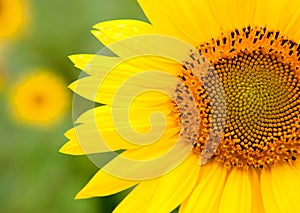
(67, 81, 77, 91)
(59, 141, 84, 156)
(58, 143, 70, 154)
(75, 189, 90, 200)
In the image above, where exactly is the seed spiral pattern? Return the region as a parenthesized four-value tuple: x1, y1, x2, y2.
(174, 26, 300, 169)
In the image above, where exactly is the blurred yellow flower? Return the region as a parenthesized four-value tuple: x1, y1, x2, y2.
(10, 70, 68, 126)
(0, 0, 23, 37)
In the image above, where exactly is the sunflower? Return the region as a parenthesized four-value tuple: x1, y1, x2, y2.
(0, 0, 23, 37)
(10, 70, 68, 126)
(61, 0, 300, 212)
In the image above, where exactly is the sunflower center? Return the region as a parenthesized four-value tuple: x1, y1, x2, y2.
(176, 26, 300, 169)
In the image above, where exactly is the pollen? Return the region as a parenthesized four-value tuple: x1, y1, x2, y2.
(174, 26, 300, 169)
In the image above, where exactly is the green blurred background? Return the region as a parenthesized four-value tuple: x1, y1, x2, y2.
(0, 0, 147, 212)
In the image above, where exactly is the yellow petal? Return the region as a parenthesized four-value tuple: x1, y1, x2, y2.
(69, 55, 181, 105)
(113, 180, 158, 213)
(59, 128, 84, 155)
(91, 19, 153, 46)
(68, 54, 123, 76)
(102, 136, 191, 181)
(138, 0, 300, 44)
(59, 140, 83, 155)
(113, 154, 199, 213)
(138, 0, 222, 45)
(250, 0, 300, 41)
(137, 0, 195, 45)
(69, 74, 175, 106)
(277, 0, 300, 42)
(271, 164, 300, 212)
(175, 0, 223, 41)
(209, 0, 256, 31)
(179, 161, 228, 213)
(264, 0, 287, 30)
(226, 0, 256, 29)
(260, 168, 281, 213)
(248, 168, 266, 213)
(219, 168, 252, 213)
(60, 105, 178, 155)
(59, 125, 138, 156)
(68, 54, 94, 71)
(147, 154, 200, 213)
(250, 0, 268, 27)
(75, 170, 137, 199)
